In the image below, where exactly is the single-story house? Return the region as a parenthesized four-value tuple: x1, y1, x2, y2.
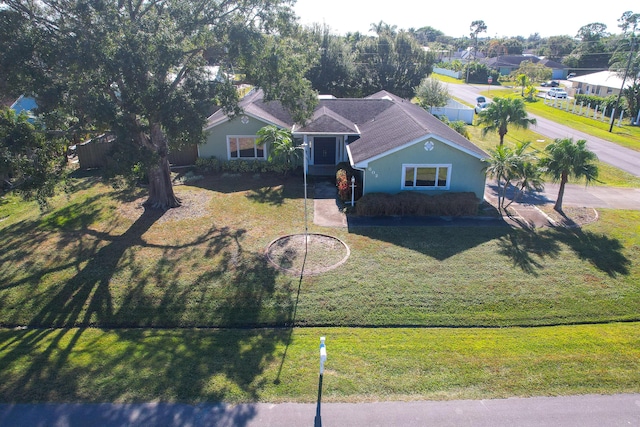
(201, 90, 488, 199)
(482, 55, 567, 80)
(568, 70, 633, 97)
(442, 47, 486, 63)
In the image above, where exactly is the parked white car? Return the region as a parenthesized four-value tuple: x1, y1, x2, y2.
(475, 101, 490, 114)
(547, 88, 568, 99)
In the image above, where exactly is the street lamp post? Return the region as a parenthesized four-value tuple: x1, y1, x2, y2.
(302, 141, 309, 244)
(299, 142, 309, 249)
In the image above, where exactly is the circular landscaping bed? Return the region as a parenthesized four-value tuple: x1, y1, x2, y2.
(539, 206, 599, 228)
(265, 233, 350, 276)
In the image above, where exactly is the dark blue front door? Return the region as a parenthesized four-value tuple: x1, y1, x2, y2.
(314, 137, 336, 165)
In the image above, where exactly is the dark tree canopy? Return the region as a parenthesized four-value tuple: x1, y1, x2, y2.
(0, 108, 66, 206)
(355, 31, 435, 99)
(2, 0, 316, 210)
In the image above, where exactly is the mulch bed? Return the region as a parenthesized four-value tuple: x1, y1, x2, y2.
(538, 205, 599, 228)
(117, 191, 213, 224)
(265, 233, 350, 276)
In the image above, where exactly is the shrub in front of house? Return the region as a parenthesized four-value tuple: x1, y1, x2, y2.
(195, 157, 297, 176)
(336, 169, 349, 201)
(335, 162, 363, 202)
(355, 192, 480, 217)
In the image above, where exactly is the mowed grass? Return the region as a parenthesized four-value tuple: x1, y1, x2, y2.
(0, 324, 638, 403)
(453, 90, 640, 188)
(1, 173, 639, 329)
(477, 87, 640, 151)
(1, 173, 640, 402)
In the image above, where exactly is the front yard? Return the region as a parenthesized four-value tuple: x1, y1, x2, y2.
(1, 172, 639, 402)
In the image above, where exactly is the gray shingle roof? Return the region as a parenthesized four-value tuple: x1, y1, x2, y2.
(206, 89, 487, 164)
(293, 106, 359, 134)
(348, 91, 486, 164)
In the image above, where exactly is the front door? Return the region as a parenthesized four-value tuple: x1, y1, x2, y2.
(314, 137, 336, 165)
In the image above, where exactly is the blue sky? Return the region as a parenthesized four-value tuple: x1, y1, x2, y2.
(293, 0, 639, 38)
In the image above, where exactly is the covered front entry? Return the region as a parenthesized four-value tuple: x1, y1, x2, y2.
(313, 137, 336, 165)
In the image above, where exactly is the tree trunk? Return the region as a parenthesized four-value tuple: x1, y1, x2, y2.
(554, 173, 567, 212)
(144, 123, 181, 210)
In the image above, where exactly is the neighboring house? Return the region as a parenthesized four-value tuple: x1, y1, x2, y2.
(568, 70, 633, 97)
(201, 90, 488, 199)
(9, 95, 38, 121)
(482, 55, 566, 80)
(442, 48, 486, 63)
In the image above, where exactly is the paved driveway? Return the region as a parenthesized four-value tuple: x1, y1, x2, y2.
(509, 183, 640, 210)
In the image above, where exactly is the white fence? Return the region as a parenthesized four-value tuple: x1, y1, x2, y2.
(434, 67, 462, 79)
(430, 99, 474, 125)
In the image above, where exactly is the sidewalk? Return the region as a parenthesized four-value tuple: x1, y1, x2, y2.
(2, 393, 639, 426)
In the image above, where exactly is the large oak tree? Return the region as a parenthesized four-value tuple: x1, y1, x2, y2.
(2, 0, 315, 209)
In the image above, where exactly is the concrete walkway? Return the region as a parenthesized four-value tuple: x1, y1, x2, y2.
(313, 180, 348, 227)
(2, 393, 639, 426)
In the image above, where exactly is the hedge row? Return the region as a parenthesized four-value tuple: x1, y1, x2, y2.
(355, 191, 480, 217)
(194, 157, 297, 175)
(574, 94, 622, 116)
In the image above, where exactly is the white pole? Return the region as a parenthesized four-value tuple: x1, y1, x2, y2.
(320, 336, 327, 374)
(350, 176, 356, 206)
(301, 141, 309, 248)
(618, 110, 624, 127)
(610, 108, 615, 126)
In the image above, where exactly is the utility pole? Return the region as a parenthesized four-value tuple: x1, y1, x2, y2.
(610, 11, 639, 132)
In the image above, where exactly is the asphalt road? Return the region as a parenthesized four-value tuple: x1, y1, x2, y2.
(447, 83, 640, 177)
(2, 394, 639, 426)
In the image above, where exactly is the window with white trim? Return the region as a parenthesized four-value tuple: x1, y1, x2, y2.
(402, 164, 451, 189)
(228, 136, 265, 160)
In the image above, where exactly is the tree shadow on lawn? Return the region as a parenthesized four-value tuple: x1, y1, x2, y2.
(348, 221, 630, 277)
(497, 227, 631, 277)
(0, 327, 289, 412)
(550, 227, 631, 277)
(0, 195, 108, 293)
(348, 225, 511, 261)
(21, 207, 295, 328)
(0, 207, 297, 413)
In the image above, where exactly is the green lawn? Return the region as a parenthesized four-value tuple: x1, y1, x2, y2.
(442, 85, 640, 188)
(2, 174, 639, 329)
(476, 87, 640, 150)
(0, 324, 638, 403)
(1, 172, 640, 402)
(435, 74, 640, 151)
(465, 122, 640, 188)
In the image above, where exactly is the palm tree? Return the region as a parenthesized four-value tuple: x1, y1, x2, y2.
(506, 157, 544, 208)
(477, 97, 537, 146)
(485, 140, 542, 210)
(256, 125, 300, 175)
(485, 144, 514, 210)
(540, 138, 598, 212)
